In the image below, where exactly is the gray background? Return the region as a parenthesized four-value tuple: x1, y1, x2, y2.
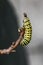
(9, 0, 43, 65)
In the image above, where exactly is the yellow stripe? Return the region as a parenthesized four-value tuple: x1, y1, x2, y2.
(24, 37, 30, 41)
(24, 18, 30, 22)
(25, 28, 31, 31)
(24, 34, 31, 36)
(24, 22, 30, 26)
(24, 36, 31, 38)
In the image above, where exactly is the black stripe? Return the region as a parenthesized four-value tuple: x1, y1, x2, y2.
(24, 39, 28, 43)
(23, 41, 26, 46)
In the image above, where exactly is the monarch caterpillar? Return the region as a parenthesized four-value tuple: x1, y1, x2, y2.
(19, 13, 32, 46)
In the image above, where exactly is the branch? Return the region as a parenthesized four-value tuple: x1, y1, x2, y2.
(10, 28, 25, 49)
(0, 28, 25, 54)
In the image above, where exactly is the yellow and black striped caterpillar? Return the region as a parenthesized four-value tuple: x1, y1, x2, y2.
(20, 17, 32, 46)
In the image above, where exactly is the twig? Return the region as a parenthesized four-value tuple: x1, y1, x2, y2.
(0, 28, 25, 54)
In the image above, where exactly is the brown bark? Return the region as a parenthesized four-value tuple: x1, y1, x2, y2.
(0, 28, 25, 54)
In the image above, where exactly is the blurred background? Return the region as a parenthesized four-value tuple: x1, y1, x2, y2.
(9, 0, 43, 65)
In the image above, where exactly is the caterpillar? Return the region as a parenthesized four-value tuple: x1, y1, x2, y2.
(19, 13, 32, 46)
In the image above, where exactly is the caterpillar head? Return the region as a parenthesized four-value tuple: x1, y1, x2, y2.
(23, 13, 27, 17)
